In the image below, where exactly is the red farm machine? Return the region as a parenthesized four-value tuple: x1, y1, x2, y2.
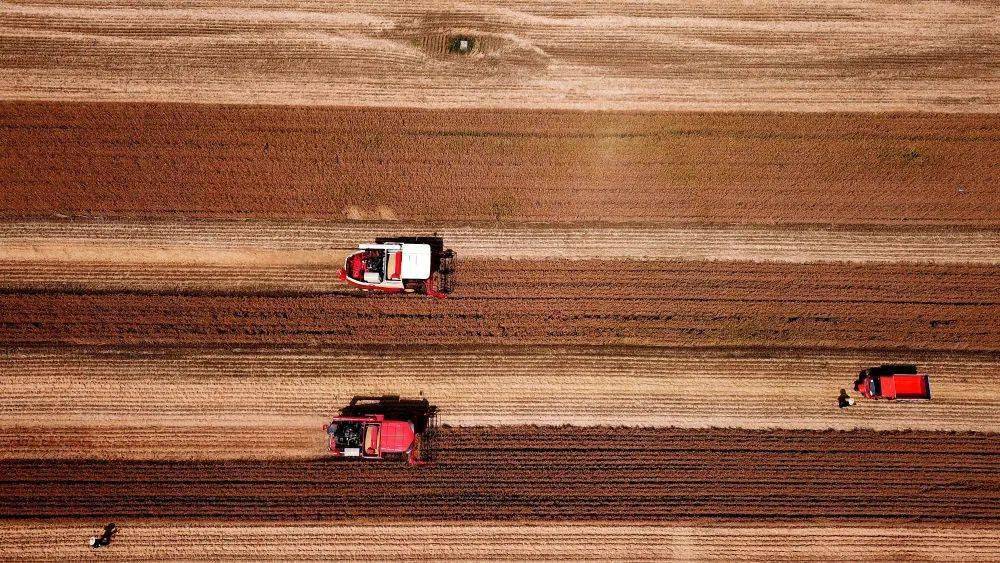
(324, 395, 439, 465)
(854, 364, 932, 401)
(338, 236, 455, 298)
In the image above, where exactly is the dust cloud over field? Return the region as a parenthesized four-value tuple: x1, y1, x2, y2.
(2, 103, 997, 224)
(1, 1, 997, 110)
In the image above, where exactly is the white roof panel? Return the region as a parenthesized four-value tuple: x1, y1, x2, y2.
(399, 244, 432, 279)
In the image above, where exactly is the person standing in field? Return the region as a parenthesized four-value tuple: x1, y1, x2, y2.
(89, 523, 117, 549)
(838, 389, 855, 409)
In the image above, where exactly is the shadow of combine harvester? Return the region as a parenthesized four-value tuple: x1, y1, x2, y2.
(324, 395, 439, 465)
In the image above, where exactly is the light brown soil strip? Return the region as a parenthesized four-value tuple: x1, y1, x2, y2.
(1, 347, 998, 461)
(1, 221, 997, 295)
(4, 521, 998, 561)
(1, 2, 997, 110)
(0, 260, 996, 351)
(2, 428, 998, 522)
(2, 103, 998, 224)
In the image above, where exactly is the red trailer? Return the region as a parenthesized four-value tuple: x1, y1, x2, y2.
(854, 364, 931, 400)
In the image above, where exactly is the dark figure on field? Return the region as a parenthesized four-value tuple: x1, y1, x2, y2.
(838, 389, 855, 409)
(89, 523, 117, 549)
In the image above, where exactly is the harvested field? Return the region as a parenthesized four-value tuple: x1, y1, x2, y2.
(0, 347, 1000, 459)
(1, 1, 997, 110)
(2, 347, 1000, 461)
(2, 427, 998, 522)
(2, 103, 998, 224)
(6, 521, 1000, 561)
(2, 220, 999, 294)
(4, 0, 999, 557)
(0, 260, 996, 351)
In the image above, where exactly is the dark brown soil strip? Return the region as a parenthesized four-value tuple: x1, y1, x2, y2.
(0, 260, 996, 351)
(1, 427, 997, 523)
(2, 102, 997, 224)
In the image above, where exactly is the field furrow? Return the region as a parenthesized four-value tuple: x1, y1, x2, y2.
(2, 427, 998, 523)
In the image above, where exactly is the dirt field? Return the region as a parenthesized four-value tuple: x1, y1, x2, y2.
(2, 427, 998, 522)
(3, 5, 999, 552)
(2, 103, 998, 224)
(1, 1, 997, 110)
(8, 522, 1000, 561)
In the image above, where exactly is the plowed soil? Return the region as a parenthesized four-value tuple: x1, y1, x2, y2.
(2, 427, 998, 522)
(2, 1, 997, 110)
(1, 260, 996, 351)
(6, 522, 999, 561)
(2, 103, 998, 224)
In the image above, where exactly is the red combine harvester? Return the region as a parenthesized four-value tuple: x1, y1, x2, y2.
(854, 364, 931, 400)
(324, 395, 438, 465)
(338, 236, 455, 298)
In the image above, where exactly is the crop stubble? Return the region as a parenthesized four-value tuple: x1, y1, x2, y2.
(1, 1, 997, 110)
(5, 521, 1000, 561)
(2, 220, 999, 295)
(3, 347, 1000, 461)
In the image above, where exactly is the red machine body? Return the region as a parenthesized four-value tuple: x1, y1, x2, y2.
(854, 364, 931, 400)
(324, 395, 437, 465)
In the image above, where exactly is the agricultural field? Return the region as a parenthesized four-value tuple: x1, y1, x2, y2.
(1, 0, 999, 560)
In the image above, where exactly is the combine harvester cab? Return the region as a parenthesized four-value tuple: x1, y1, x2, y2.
(324, 395, 438, 465)
(854, 364, 931, 400)
(338, 236, 455, 298)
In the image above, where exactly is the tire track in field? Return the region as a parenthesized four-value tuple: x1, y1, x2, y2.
(1, 347, 998, 460)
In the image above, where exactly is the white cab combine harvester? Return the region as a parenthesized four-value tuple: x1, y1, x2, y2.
(337, 236, 455, 298)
